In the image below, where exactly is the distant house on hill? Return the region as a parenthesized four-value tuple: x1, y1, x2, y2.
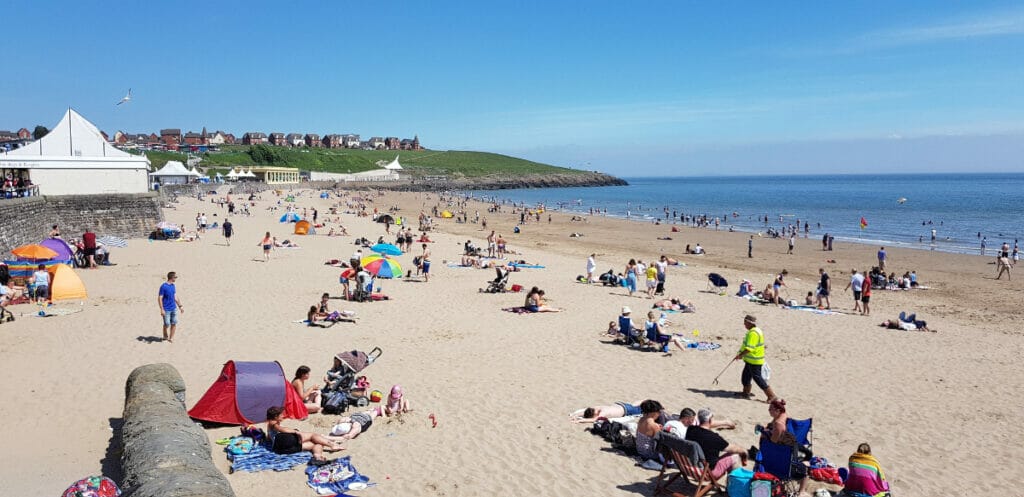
(17, 128, 31, 139)
(184, 131, 205, 145)
(368, 137, 385, 150)
(322, 134, 343, 148)
(242, 132, 267, 145)
(285, 133, 304, 147)
(342, 134, 360, 148)
(305, 133, 321, 147)
(223, 133, 236, 144)
(384, 137, 400, 150)
(160, 129, 182, 147)
(268, 132, 286, 146)
(207, 130, 227, 145)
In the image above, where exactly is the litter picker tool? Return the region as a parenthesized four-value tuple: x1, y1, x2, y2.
(712, 358, 738, 385)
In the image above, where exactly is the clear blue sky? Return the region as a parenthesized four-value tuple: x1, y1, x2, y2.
(3, 1, 1023, 176)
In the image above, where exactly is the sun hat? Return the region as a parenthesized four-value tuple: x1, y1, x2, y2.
(390, 384, 403, 400)
(744, 314, 757, 323)
(622, 306, 632, 314)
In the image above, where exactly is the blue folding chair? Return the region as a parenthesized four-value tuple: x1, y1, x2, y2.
(756, 439, 796, 480)
(786, 417, 813, 459)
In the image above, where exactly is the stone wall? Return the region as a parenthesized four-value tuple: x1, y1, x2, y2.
(121, 363, 235, 497)
(0, 193, 162, 254)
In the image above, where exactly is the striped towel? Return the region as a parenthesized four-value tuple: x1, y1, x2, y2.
(228, 444, 311, 473)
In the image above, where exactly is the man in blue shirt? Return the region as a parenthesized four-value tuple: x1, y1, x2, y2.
(877, 246, 887, 271)
(158, 272, 183, 342)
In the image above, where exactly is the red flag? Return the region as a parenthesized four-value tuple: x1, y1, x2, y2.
(859, 217, 868, 230)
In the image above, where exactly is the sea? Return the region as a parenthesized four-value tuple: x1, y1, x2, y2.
(467, 173, 1024, 255)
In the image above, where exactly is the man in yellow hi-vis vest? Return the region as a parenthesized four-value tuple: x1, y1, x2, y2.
(734, 315, 777, 401)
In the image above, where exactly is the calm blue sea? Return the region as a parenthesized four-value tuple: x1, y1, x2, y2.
(468, 173, 1024, 255)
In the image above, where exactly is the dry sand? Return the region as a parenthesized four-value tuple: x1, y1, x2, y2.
(1, 187, 1021, 496)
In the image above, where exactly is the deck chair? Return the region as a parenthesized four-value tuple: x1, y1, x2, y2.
(706, 273, 728, 293)
(756, 439, 805, 496)
(786, 418, 813, 460)
(654, 432, 723, 497)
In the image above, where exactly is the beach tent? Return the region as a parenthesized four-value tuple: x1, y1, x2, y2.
(382, 155, 403, 170)
(50, 264, 87, 301)
(226, 169, 240, 181)
(376, 214, 395, 224)
(279, 212, 301, 223)
(440, 210, 454, 219)
(149, 161, 194, 185)
(294, 220, 312, 235)
(189, 361, 308, 425)
(39, 238, 75, 264)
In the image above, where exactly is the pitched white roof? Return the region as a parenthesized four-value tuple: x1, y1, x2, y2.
(3, 108, 130, 160)
(226, 169, 240, 178)
(189, 167, 203, 177)
(150, 160, 193, 177)
(383, 155, 403, 170)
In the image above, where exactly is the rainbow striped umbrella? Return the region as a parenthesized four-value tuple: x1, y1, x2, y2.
(359, 255, 403, 279)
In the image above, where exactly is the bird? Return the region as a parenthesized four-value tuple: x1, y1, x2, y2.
(116, 88, 132, 106)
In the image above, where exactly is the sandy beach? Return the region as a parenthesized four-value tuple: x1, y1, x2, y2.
(2, 186, 1021, 497)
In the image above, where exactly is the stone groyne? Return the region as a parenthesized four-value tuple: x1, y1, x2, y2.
(120, 363, 234, 497)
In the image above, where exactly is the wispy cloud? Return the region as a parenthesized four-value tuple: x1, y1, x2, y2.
(850, 8, 1024, 50)
(778, 7, 1024, 56)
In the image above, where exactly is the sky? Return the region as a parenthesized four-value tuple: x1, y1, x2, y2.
(2, 1, 1023, 176)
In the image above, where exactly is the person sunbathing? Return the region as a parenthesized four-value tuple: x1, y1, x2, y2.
(880, 313, 935, 332)
(653, 297, 695, 312)
(326, 409, 382, 441)
(291, 366, 322, 414)
(265, 406, 341, 463)
(569, 400, 647, 423)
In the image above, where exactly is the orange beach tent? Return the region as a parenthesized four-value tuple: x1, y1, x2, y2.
(50, 264, 88, 301)
(294, 220, 312, 235)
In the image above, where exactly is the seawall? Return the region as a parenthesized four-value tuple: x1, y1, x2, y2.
(0, 193, 163, 255)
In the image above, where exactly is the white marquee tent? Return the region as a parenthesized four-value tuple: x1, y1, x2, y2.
(0, 108, 150, 195)
(382, 156, 403, 170)
(149, 161, 195, 185)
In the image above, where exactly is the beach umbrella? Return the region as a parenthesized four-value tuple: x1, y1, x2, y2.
(97, 235, 128, 248)
(360, 255, 403, 279)
(370, 243, 403, 256)
(11, 244, 58, 260)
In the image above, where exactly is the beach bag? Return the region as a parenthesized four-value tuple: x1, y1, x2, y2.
(750, 480, 773, 497)
(62, 476, 120, 497)
(322, 390, 350, 414)
(727, 467, 754, 497)
(226, 436, 254, 455)
(762, 362, 771, 381)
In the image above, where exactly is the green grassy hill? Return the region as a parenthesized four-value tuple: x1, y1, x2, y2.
(139, 145, 582, 178)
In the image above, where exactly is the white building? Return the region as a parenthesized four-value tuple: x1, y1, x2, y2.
(0, 108, 150, 195)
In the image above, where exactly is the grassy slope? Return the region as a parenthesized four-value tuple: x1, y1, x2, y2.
(138, 146, 580, 178)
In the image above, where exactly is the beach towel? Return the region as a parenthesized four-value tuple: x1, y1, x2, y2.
(509, 263, 545, 269)
(305, 456, 372, 494)
(446, 263, 475, 268)
(228, 444, 311, 473)
(786, 306, 839, 316)
(683, 340, 721, 351)
(502, 306, 535, 314)
(29, 305, 83, 317)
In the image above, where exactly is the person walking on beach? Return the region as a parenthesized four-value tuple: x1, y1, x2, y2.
(981, 237, 987, 256)
(222, 219, 233, 246)
(860, 275, 872, 316)
(817, 268, 831, 309)
(844, 269, 864, 314)
(787, 234, 795, 255)
(877, 247, 886, 271)
(158, 271, 183, 343)
(420, 243, 431, 282)
(586, 253, 597, 283)
(748, 235, 753, 258)
(996, 255, 1012, 280)
(258, 232, 272, 262)
(735, 315, 776, 402)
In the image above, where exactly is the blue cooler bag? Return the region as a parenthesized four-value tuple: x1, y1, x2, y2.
(727, 467, 754, 497)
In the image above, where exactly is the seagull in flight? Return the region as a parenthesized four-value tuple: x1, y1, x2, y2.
(117, 88, 132, 106)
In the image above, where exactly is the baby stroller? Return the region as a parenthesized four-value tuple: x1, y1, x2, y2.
(483, 267, 510, 293)
(322, 347, 382, 414)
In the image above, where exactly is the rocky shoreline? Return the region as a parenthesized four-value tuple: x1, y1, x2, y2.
(390, 171, 628, 191)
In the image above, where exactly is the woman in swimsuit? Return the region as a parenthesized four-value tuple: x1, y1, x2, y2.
(265, 406, 341, 462)
(291, 366, 322, 413)
(257, 232, 272, 261)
